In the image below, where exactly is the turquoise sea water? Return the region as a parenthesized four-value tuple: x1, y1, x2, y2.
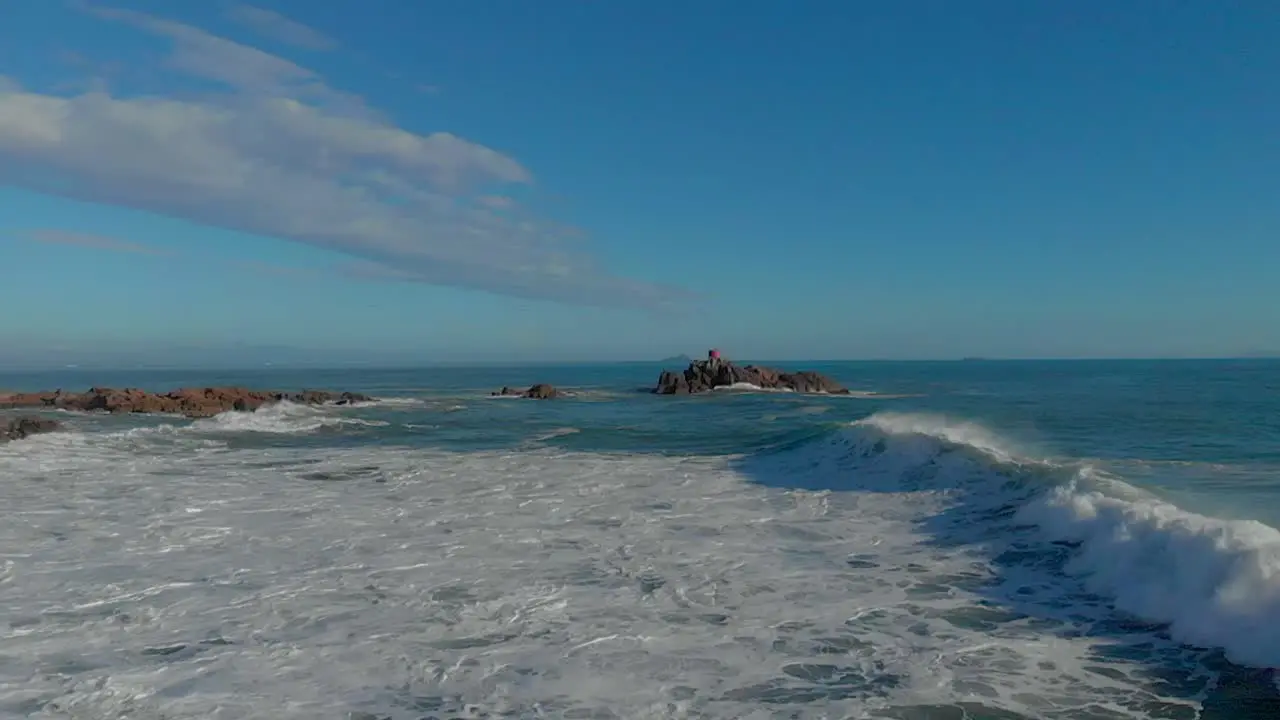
(1, 359, 1277, 719)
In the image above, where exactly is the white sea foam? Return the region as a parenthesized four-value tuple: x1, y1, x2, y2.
(710, 382, 795, 393)
(1020, 472, 1280, 668)
(855, 412, 1280, 669)
(187, 401, 388, 434)
(710, 384, 914, 399)
(349, 397, 427, 409)
(855, 411, 1026, 463)
(526, 427, 581, 443)
(0, 408, 1267, 718)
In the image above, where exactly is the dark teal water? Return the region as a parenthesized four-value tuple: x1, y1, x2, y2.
(2, 359, 1277, 719)
(6, 359, 1277, 500)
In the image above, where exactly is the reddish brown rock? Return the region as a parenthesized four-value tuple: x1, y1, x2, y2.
(1, 416, 63, 442)
(491, 383, 561, 399)
(525, 383, 559, 399)
(654, 356, 849, 395)
(0, 387, 372, 418)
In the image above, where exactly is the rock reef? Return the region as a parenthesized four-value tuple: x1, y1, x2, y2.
(492, 383, 561, 399)
(0, 387, 372, 418)
(654, 358, 848, 395)
(1, 416, 63, 442)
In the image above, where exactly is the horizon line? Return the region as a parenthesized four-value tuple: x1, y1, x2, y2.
(1, 355, 1277, 374)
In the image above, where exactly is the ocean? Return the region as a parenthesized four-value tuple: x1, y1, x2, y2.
(1, 359, 1277, 720)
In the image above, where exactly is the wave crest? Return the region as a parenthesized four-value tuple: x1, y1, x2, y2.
(188, 401, 389, 435)
(751, 412, 1280, 669)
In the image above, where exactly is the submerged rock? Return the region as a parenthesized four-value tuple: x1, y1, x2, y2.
(0, 387, 373, 418)
(492, 383, 561, 399)
(654, 357, 849, 395)
(1, 416, 63, 442)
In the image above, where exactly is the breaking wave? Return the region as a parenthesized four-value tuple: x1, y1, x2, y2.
(187, 401, 389, 434)
(744, 411, 1280, 669)
(3, 399, 1278, 718)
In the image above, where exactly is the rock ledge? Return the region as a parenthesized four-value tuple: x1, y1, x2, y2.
(492, 383, 561, 399)
(1, 416, 63, 442)
(0, 387, 372, 419)
(654, 357, 848, 395)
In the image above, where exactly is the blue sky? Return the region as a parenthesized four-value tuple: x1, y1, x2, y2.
(1, 0, 1277, 366)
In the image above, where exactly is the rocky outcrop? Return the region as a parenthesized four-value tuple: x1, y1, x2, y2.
(654, 359, 849, 395)
(492, 383, 561, 399)
(0, 387, 372, 418)
(2, 416, 63, 442)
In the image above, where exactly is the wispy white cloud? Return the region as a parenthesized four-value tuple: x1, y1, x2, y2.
(479, 195, 515, 209)
(385, 71, 443, 96)
(226, 4, 337, 52)
(234, 260, 326, 278)
(0, 6, 691, 309)
(80, 2, 366, 113)
(28, 229, 168, 255)
(49, 52, 121, 95)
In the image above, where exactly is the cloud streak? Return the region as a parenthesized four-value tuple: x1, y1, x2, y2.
(80, 3, 362, 111)
(0, 6, 690, 309)
(226, 4, 338, 52)
(28, 229, 168, 255)
(234, 260, 327, 279)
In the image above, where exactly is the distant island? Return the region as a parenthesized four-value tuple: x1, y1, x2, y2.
(654, 354, 849, 395)
(658, 354, 694, 365)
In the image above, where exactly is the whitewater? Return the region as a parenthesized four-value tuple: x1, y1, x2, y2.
(1, 360, 1277, 719)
